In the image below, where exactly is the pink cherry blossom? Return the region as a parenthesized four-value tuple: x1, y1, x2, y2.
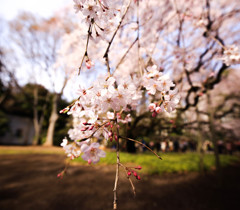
(81, 142, 106, 164)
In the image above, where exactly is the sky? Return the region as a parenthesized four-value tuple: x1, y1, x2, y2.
(0, 0, 70, 20)
(0, 0, 81, 102)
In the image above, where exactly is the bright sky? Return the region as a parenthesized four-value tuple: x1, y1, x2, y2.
(0, 0, 103, 102)
(0, 0, 80, 102)
(0, 0, 70, 20)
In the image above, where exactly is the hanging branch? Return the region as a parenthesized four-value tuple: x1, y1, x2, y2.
(103, 0, 132, 75)
(119, 136, 162, 160)
(113, 118, 120, 210)
(78, 21, 93, 75)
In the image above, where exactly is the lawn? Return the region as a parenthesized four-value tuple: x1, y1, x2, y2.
(73, 151, 239, 175)
(0, 146, 238, 175)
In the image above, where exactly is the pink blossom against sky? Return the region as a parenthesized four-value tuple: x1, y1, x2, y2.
(0, 0, 70, 20)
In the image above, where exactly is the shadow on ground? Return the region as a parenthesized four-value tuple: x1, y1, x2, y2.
(0, 154, 239, 210)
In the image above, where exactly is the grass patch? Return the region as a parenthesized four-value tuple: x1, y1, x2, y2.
(1, 147, 238, 175)
(73, 151, 239, 175)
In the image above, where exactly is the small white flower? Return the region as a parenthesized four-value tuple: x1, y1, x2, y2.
(60, 138, 68, 147)
(81, 142, 106, 164)
(107, 111, 114, 120)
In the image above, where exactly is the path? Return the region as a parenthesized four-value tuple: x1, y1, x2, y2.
(0, 153, 240, 210)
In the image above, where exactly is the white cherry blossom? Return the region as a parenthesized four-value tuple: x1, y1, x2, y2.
(81, 142, 106, 164)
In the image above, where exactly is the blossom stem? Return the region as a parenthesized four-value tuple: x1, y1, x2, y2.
(209, 35, 226, 50)
(78, 21, 92, 75)
(119, 136, 162, 160)
(119, 163, 136, 196)
(77, 121, 109, 142)
(113, 119, 120, 209)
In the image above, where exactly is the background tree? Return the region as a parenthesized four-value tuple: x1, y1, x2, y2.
(9, 10, 76, 146)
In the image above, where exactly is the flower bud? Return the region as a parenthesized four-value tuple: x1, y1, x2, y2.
(152, 111, 157, 117)
(133, 171, 137, 177)
(110, 136, 113, 142)
(89, 125, 94, 130)
(83, 122, 91, 126)
(105, 122, 111, 127)
(57, 173, 63, 179)
(114, 133, 118, 142)
(137, 175, 141, 180)
(135, 165, 142, 170)
(60, 107, 69, 114)
(81, 127, 88, 131)
(117, 113, 122, 119)
(86, 59, 94, 69)
(127, 171, 131, 176)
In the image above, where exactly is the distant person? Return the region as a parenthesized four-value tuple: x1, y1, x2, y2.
(218, 140, 224, 154)
(189, 141, 196, 152)
(166, 141, 169, 152)
(161, 141, 166, 152)
(207, 142, 213, 152)
(169, 141, 174, 152)
(141, 139, 147, 152)
(149, 141, 155, 150)
(173, 140, 179, 152)
(155, 141, 161, 152)
(226, 142, 233, 155)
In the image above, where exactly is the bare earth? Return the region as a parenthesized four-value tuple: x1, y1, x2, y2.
(0, 150, 240, 210)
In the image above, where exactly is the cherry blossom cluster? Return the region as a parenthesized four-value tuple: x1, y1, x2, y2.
(221, 45, 240, 66)
(60, 66, 179, 163)
(61, 136, 106, 163)
(73, 0, 123, 39)
(60, 74, 141, 162)
(142, 65, 180, 117)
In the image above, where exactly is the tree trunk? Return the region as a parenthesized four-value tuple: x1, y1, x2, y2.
(197, 133, 204, 174)
(44, 93, 59, 146)
(196, 108, 204, 174)
(32, 86, 50, 145)
(207, 92, 220, 171)
(32, 86, 40, 145)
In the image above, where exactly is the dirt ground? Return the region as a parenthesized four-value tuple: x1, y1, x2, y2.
(0, 152, 240, 210)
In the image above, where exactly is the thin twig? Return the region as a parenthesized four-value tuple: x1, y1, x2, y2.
(78, 22, 92, 75)
(137, 0, 142, 76)
(209, 35, 225, 49)
(119, 163, 136, 196)
(113, 118, 121, 210)
(103, 0, 132, 75)
(119, 136, 162, 160)
(115, 37, 138, 71)
(77, 121, 109, 142)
